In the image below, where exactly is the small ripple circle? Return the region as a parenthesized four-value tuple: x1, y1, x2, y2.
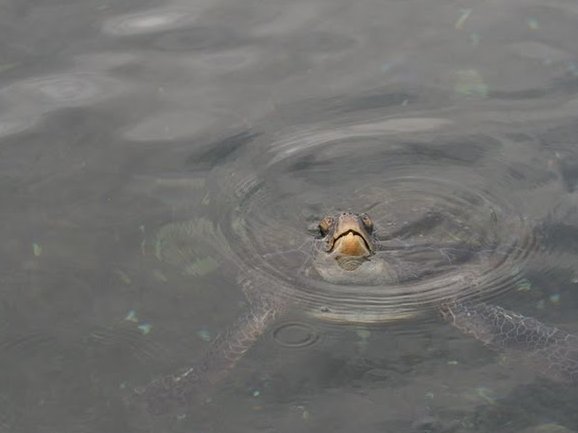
(272, 322, 320, 348)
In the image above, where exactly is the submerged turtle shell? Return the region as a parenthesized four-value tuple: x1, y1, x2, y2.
(153, 184, 536, 324)
(151, 122, 550, 324)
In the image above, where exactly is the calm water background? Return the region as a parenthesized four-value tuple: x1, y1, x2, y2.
(2, 0, 578, 432)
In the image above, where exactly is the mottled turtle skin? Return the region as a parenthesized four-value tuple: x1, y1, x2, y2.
(136, 213, 578, 415)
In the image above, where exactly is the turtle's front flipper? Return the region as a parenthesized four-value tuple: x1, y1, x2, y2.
(441, 302, 578, 383)
(132, 298, 280, 415)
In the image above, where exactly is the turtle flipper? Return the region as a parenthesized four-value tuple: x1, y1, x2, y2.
(441, 302, 578, 383)
(133, 299, 280, 415)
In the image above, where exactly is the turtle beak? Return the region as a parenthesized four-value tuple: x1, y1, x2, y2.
(320, 213, 376, 271)
(333, 232, 373, 271)
(328, 213, 375, 257)
(332, 232, 373, 257)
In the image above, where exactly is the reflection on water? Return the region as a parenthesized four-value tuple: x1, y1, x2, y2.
(2, 73, 123, 108)
(0, 72, 126, 141)
(101, 7, 203, 36)
(0, 115, 41, 138)
(1, 0, 578, 431)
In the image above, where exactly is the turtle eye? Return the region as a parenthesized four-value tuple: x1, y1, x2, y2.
(360, 213, 373, 233)
(318, 216, 334, 236)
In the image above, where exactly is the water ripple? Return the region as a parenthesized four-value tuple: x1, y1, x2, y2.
(156, 118, 555, 324)
(1, 72, 123, 110)
(0, 115, 41, 138)
(272, 321, 320, 348)
(102, 7, 201, 36)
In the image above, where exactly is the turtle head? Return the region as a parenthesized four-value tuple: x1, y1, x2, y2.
(318, 212, 375, 270)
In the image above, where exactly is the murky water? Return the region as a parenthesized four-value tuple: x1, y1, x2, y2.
(2, 0, 578, 431)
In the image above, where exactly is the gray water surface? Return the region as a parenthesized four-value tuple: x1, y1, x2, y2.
(2, 0, 578, 432)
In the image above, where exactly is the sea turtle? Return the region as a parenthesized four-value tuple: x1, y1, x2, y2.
(135, 211, 578, 415)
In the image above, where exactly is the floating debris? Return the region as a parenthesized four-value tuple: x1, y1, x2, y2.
(196, 328, 212, 342)
(527, 18, 539, 30)
(138, 322, 152, 335)
(447, 360, 459, 365)
(252, 389, 261, 398)
(455, 8, 472, 30)
(454, 69, 488, 98)
(32, 243, 42, 257)
(125, 309, 139, 322)
(475, 386, 497, 404)
(549, 293, 560, 304)
(124, 311, 153, 335)
(139, 225, 147, 256)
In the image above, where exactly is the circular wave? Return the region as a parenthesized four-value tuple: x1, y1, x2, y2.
(159, 118, 551, 324)
(102, 8, 200, 36)
(272, 322, 320, 348)
(2, 73, 123, 109)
